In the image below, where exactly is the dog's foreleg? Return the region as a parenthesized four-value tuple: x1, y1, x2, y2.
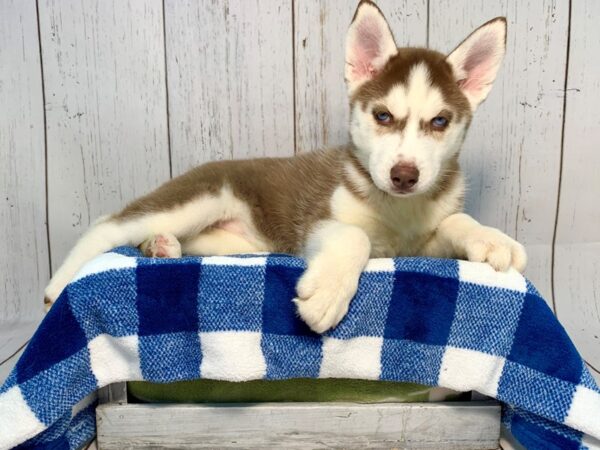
(424, 213, 527, 272)
(294, 220, 371, 333)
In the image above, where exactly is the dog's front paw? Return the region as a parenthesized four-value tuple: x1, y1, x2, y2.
(139, 233, 182, 258)
(463, 226, 527, 272)
(294, 262, 360, 334)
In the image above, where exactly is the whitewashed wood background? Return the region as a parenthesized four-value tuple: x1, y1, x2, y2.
(1, 0, 599, 382)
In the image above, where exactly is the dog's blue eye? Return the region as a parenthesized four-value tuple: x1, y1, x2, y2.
(374, 111, 393, 124)
(431, 116, 449, 129)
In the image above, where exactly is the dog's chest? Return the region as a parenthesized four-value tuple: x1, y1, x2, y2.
(329, 186, 443, 257)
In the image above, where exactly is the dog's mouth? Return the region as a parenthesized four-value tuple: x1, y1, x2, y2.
(391, 186, 417, 196)
(387, 185, 421, 197)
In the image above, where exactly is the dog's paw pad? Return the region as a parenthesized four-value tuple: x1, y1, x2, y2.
(141, 233, 182, 258)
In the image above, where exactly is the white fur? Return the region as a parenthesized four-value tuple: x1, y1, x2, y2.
(182, 228, 265, 256)
(351, 63, 468, 197)
(295, 220, 371, 333)
(44, 185, 269, 303)
(335, 162, 465, 257)
(425, 213, 527, 272)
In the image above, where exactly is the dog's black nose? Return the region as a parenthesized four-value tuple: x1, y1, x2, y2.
(390, 163, 419, 192)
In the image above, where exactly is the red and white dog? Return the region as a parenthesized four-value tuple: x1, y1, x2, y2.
(45, 1, 526, 333)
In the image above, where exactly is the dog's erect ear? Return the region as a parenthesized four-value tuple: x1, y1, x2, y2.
(446, 17, 507, 110)
(345, 1, 397, 94)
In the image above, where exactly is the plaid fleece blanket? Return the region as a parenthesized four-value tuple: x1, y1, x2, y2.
(1, 247, 599, 450)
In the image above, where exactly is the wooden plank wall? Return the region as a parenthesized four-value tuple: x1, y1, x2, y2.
(39, 0, 171, 270)
(554, 0, 600, 377)
(0, 0, 49, 364)
(0, 0, 598, 381)
(164, 0, 295, 175)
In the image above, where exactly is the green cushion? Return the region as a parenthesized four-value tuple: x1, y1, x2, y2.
(128, 379, 462, 404)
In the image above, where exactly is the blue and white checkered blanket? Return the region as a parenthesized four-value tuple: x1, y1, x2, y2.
(1, 247, 599, 449)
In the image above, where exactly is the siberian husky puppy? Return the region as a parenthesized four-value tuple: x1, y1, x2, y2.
(45, 1, 526, 333)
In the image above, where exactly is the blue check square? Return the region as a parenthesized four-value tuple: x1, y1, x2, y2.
(384, 272, 458, 345)
(137, 260, 201, 336)
(69, 268, 138, 339)
(198, 263, 265, 332)
(262, 334, 322, 379)
(139, 332, 201, 381)
(329, 270, 395, 339)
(508, 293, 582, 384)
(19, 349, 96, 425)
(448, 283, 525, 356)
(498, 361, 577, 422)
(17, 293, 87, 383)
(262, 257, 314, 337)
(381, 339, 445, 386)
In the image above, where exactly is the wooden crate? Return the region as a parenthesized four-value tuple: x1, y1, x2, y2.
(96, 383, 501, 449)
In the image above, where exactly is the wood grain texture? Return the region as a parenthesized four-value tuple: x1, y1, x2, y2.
(164, 0, 295, 176)
(554, 0, 600, 377)
(38, 0, 170, 270)
(0, 0, 49, 323)
(429, 0, 569, 303)
(294, 0, 427, 153)
(97, 402, 501, 449)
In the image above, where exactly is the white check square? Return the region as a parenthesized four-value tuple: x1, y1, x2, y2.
(199, 331, 266, 381)
(458, 260, 527, 293)
(439, 346, 506, 396)
(320, 336, 383, 379)
(0, 387, 45, 449)
(364, 259, 395, 273)
(565, 385, 600, 439)
(88, 334, 142, 386)
(72, 252, 137, 283)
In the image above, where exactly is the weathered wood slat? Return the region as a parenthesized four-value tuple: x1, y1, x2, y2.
(429, 1, 569, 303)
(38, 0, 171, 269)
(293, 0, 428, 153)
(164, 0, 295, 176)
(0, 0, 49, 324)
(554, 0, 600, 379)
(97, 401, 501, 449)
(97, 382, 128, 405)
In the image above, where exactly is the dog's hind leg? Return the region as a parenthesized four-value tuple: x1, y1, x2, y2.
(140, 233, 182, 258)
(44, 192, 234, 309)
(44, 216, 149, 309)
(181, 227, 266, 256)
